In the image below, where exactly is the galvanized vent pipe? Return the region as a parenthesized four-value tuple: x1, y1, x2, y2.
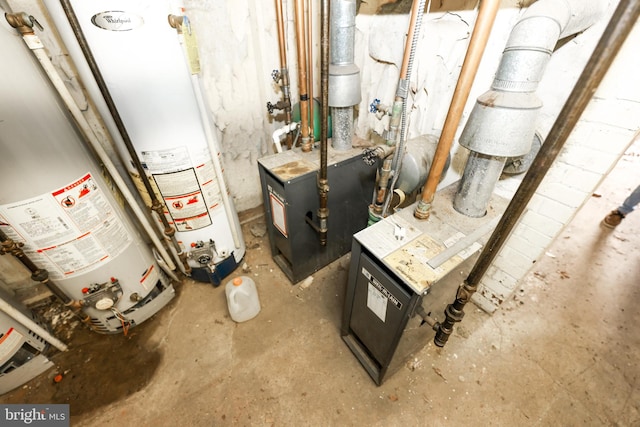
(328, 0, 360, 151)
(433, 0, 640, 347)
(413, 0, 500, 220)
(453, 0, 607, 217)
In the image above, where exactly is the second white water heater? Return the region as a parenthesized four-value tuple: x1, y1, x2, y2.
(43, 0, 246, 285)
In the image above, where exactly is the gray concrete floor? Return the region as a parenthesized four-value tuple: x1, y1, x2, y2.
(2, 142, 639, 426)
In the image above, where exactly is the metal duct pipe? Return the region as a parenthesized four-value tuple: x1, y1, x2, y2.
(414, 0, 500, 220)
(294, 0, 312, 152)
(453, 0, 607, 217)
(328, 0, 360, 151)
(433, 0, 640, 348)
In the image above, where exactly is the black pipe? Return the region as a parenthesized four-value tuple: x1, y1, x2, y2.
(317, 0, 330, 246)
(434, 0, 640, 347)
(59, 0, 190, 274)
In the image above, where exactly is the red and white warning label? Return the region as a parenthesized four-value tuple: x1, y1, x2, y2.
(0, 173, 131, 279)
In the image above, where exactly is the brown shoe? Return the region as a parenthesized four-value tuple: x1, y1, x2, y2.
(602, 210, 624, 228)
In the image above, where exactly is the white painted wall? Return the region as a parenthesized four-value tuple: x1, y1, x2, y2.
(4, 0, 638, 313)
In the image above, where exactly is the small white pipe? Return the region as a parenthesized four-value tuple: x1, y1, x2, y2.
(0, 298, 68, 352)
(171, 23, 242, 250)
(190, 74, 242, 250)
(272, 122, 299, 153)
(21, 34, 178, 273)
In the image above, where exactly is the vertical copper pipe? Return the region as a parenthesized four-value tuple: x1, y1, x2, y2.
(294, 0, 312, 151)
(275, 0, 293, 149)
(400, 0, 422, 79)
(414, 0, 500, 220)
(434, 0, 640, 347)
(306, 0, 315, 142)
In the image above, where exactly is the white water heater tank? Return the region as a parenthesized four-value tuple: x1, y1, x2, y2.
(0, 12, 175, 333)
(43, 0, 246, 285)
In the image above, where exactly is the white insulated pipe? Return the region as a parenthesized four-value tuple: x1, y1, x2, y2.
(0, 297, 68, 352)
(171, 20, 242, 250)
(190, 74, 242, 250)
(18, 30, 179, 277)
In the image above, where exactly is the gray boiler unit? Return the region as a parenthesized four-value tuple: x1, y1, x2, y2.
(258, 147, 377, 283)
(341, 184, 507, 384)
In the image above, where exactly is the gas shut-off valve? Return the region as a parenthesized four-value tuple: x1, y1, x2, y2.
(189, 239, 217, 266)
(81, 278, 122, 310)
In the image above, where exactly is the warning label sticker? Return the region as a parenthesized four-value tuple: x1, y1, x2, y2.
(153, 168, 212, 231)
(0, 173, 132, 280)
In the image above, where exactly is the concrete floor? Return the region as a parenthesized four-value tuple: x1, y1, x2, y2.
(2, 142, 639, 426)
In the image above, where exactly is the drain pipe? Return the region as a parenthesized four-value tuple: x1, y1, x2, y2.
(433, 0, 640, 347)
(294, 0, 312, 152)
(59, 0, 191, 276)
(453, 0, 607, 217)
(5, 12, 179, 281)
(328, 0, 361, 151)
(267, 0, 294, 150)
(414, 0, 500, 220)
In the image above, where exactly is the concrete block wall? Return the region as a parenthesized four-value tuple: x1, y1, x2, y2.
(472, 9, 640, 312)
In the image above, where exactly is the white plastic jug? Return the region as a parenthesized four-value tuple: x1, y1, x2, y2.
(225, 276, 261, 322)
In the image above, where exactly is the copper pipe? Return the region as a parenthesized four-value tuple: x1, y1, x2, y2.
(306, 0, 315, 142)
(433, 0, 640, 348)
(294, 0, 312, 151)
(275, 0, 294, 149)
(414, 0, 500, 220)
(400, 0, 422, 79)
